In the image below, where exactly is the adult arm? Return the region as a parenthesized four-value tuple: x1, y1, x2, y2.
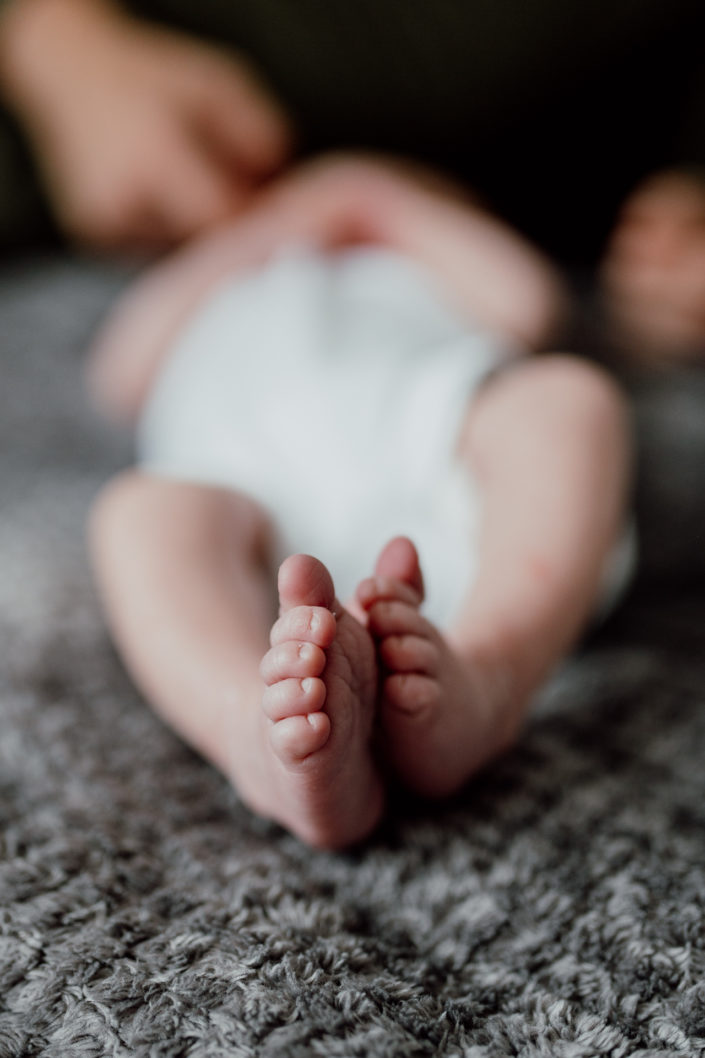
(0, 0, 291, 250)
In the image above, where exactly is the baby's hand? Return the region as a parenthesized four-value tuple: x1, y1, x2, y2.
(0, 0, 292, 250)
(601, 169, 705, 365)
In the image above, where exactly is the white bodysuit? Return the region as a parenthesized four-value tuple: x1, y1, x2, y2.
(138, 246, 632, 624)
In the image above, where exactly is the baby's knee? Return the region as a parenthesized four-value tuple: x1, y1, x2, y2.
(88, 470, 149, 552)
(536, 354, 629, 438)
(89, 470, 190, 551)
(466, 353, 631, 471)
(481, 353, 628, 431)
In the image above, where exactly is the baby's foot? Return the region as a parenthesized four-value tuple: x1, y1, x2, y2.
(254, 554, 384, 848)
(358, 538, 518, 798)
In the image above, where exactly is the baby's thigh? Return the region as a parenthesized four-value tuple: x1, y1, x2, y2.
(462, 354, 628, 455)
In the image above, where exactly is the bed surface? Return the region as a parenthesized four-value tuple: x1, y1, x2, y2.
(1, 255, 705, 1057)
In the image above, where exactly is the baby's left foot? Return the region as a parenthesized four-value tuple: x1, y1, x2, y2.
(357, 538, 518, 798)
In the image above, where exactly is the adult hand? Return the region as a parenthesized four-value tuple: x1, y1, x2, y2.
(0, 0, 292, 250)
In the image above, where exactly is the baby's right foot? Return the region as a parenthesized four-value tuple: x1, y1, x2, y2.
(358, 538, 519, 798)
(249, 554, 384, 849)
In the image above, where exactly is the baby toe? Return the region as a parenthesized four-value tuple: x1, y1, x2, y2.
(357, 575, 422, 611)
(366, 600, 433, 639)
(270, 605, 336, 648)
(278, 553, 336, 611)
(379, 634, 440, 675)
(260, 641, 327, 685)
(269, 711, 331, 764)
(373, 536, 425, 598)
(262, 676, 326, 722)
(383, 672, 442, 717)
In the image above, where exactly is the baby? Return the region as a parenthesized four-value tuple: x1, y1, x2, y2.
(88, 156, 632, 849)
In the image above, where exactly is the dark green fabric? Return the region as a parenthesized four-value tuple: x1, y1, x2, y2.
(138, 0, 704, 263)
(1, 0, 704, 260)
(0, 108, 55, 252)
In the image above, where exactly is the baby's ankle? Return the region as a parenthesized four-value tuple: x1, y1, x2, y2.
(449, 630, 535, 752)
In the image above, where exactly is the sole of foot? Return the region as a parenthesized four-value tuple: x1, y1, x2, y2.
(358, 537, 514, 798)
(254, 553, 384, 849)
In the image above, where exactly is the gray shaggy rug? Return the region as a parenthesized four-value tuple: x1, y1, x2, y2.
(1, 255, 705, 1057)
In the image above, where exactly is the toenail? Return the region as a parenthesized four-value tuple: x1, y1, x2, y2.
(297, 642, 309, 659)
(309, 612, 319, 634)
(301, 676, 314, 694)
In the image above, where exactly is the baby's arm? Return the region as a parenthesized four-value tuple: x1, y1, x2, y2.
(245, 155, 570, 348)
(326, 158, 570, 350)
(87, 178, 367, 421)
(89, 155, 568, 421)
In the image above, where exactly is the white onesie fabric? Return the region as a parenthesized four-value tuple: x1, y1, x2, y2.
(139, 246, 512, 625)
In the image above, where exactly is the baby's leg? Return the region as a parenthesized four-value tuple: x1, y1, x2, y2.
(358, 356, 631, 797)
(90, 472, 383, 848)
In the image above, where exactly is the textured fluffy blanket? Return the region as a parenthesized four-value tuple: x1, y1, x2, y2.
(1, 256, 705, 1057)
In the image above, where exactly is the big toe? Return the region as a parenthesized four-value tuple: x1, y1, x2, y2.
(278, 554, 336, 612)
(374, 537, 424, 598)
(357, 537, 425, 612)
